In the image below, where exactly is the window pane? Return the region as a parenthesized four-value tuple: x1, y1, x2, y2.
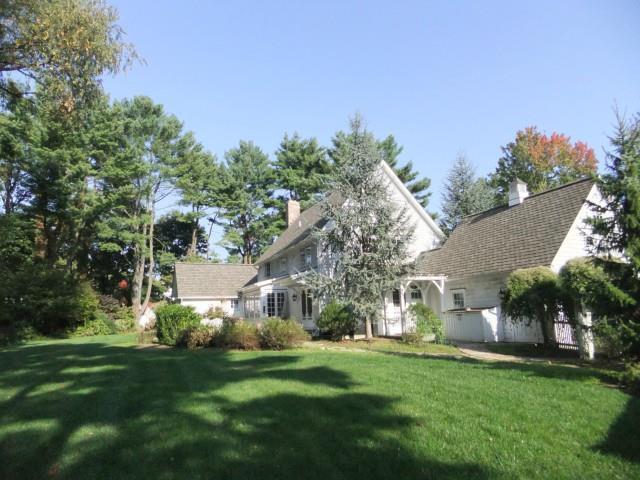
(392, 289, 400, 306)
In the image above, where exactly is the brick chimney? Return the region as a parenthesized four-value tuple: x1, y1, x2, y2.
(508, 178, 529, 207)
(286, 199, 300, 226)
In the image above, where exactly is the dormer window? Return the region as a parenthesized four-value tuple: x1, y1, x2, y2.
(265, 262, 271, 277)
(300, 246, 312, 268)
(280, 257, 287, 273)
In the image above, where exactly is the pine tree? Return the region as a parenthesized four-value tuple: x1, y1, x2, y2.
(274, 132, 330, 207)
(440, 154, 495, 234)
(311, 115, 414, 339)
(219, 141, 281, 264)
(330, 130, 433, 210)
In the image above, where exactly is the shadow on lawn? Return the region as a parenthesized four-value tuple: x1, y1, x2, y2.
(596, 395, 640, 463)
(0, 340, 493, 480)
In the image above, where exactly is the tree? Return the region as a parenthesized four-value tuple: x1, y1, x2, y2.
(274, 133, 330, 207)
(94, 96, 184, 319)
(490, 126, 597, 204)
(311, 115, 414, 339)
(330, 130, 433, 210)
(440, 154, 495, 234)
(0, 0, 136, 108)
(173, 133, 222, 257)
(219, 141, 281, 264)
(587, 112, 640, 356)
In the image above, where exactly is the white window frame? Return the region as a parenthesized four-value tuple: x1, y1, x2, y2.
(452, 289, 465, 309)
(300, 246, 312, 268)
(265, 262, 271, 277)
(230, 298, 238, 310)
(409, 284, 422, 301)
(280, 256, 287, 273)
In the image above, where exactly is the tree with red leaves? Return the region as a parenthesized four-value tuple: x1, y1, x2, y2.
(490, 126, 597, 204)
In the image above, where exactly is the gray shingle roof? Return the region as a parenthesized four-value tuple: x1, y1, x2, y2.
(416, 178, 595, 279)
(257, 194, 341, 265)
(172, 263, 257, 298)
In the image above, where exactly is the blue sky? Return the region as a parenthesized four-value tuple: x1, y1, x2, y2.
(104, 0, 639, 218)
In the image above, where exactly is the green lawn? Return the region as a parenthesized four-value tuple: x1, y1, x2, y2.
(0, 335, 638, 479)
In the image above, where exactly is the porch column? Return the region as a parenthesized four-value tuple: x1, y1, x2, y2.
(399, 283, 407, 335)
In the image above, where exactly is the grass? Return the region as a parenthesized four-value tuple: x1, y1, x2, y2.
(311, 336, 460, 355)
(0, 335, 638, 479)
(484, 342, 579, 359)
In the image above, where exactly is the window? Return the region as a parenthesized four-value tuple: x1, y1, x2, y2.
(300, 246, 312, 268)
(301, 289, 313, 319)
(280, 257, 287, 273)
(409, 284, 422, 300)
(392, 289, 401, 307)
(265, 262, 271, 277)
(266, 291, 287, 317)
(452, 289, 465, 309)
(230, 299, 238, 310)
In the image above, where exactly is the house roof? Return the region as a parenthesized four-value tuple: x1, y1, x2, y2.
(416, 178, 596, 279)
(256, 194, 341, 265)
(172, 263, 257, 298)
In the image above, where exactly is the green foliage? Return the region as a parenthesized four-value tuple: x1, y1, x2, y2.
(316, 301, 358, 341)
(312, 115, 414, 338)
(501, 267, 562, 345)
(218, 318, 259, 350)
(0, 214, 34, 268)
(0, 0, 137, 108)
(258, 318, 310, 350)
(74, 312, 117, 337)
(155, 304, 201, 346)
(219, 141, 281, 263)
(204, 306, 225, 319)
(440, 155, 496, 234)
(619, 362, 640, 395)
(177, 325, 217, 350)
(274, 133, 330, 208)
(404, 303, 445, 345)
(490, 126, 597, 204)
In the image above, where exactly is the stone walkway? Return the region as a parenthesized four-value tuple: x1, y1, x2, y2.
(454, 342, 545, 363)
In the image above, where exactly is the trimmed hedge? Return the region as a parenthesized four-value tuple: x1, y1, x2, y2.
(156, 304, 201, 346)
(316, 301, 358, 340)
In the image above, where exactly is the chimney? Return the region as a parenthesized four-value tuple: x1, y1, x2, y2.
(286, 199, 300, 226)
(508, 178, 529, 207)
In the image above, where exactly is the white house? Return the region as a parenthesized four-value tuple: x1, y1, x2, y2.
(171, 263, 257, 316)
(239, 161, 445, 332)
(414, 177, 599, 343)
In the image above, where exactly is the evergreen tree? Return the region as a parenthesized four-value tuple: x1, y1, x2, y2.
(219, 141, 281, 264)
(330, 130, 433, 210)
(173, 133, 222, 257)
(274, 133, 330, 207)
(311, 115, 414, 339)
(588, 112, 640, 355)
(490, 126, 597, 204)
(440, 154, 495, 234)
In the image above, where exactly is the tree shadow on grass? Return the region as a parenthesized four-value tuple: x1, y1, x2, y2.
(0, 340, 494, 480)
(595, 395, 640, 463)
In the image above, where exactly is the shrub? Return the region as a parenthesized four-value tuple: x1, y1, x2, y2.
(619, 362, 640, 395)
(218, 318, 259, 350)
(113, 307, 136, 332)
(502, 266, 563, 345)
(177, 325, 217, 350)
(204, 306, 225, 319)
(259, 318, 310, 350)
(317, 301, 358, 341)
(403, 304, 445, 345)
(155, 304, 201, 346)
(74, 312, 117, 337)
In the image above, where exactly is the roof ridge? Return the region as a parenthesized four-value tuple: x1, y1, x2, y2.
(174, 262, 257, 267)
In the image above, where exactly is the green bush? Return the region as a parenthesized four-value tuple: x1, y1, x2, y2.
(177, 325, 217, 350)
(403, 304, 445, 345)
(258, 318, 310, 350)
(204, 306, 225, 319)
(317, 301, 358, 341)
(218, 318, 259, 350)
(155, 304, 201, 346)
(74, 312, 117, 337)
(619, 362, 640, 395)
(502, 266, 562, 345)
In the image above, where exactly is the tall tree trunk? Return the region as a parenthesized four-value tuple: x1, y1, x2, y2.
(131, 223, 147, 320)
(141, 209, 155, 317)
(365, 316, 373, 340)
(189, 220, 198, 257)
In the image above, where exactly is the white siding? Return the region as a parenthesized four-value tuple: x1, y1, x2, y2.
(179, 298, 239, 317)
(550, 184, 599, 272)
(443, 273, 507, 311)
